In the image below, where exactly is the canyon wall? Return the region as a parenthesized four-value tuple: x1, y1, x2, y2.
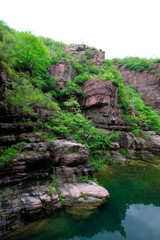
(1, 45, 160, 237)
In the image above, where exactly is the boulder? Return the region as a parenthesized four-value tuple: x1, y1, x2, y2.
(60, 181, 109, 206)
(49, 140, 89, 166)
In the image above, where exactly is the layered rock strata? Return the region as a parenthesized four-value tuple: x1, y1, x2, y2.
(80, 78, 157, 159)
(119, 132, 152, 159)
(0, 124, 109, 237)
(81, 79, 129, 131)
(114, 63, 160, 111)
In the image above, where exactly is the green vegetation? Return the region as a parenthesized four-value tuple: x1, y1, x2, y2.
(113, 56, 160, 73)
(42, 102, 117, 170)
(125, 85, 160, 133)
(0, 20, 160, 170)
(0, 142, 26, 166)
(40, 36, 71, 64)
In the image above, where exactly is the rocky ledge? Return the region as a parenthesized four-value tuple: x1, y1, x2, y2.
(0, 137, 109, 237)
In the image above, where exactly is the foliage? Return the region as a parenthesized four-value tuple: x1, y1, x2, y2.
(85, 47, 95, 59)
(61, 80, 83, 96)
(0, 142, 26, 166)
(14, 32, 50, 77)
(42, 99, 119, 170)
(0, 21, 19, 76)
(40, 36, 71, 64)
(125, 85, 160, 133)
(113, 57, 158, 72)
(0, 22, 50, 78)
(1, 20, 160, 172)
(3, 78, 59, 116)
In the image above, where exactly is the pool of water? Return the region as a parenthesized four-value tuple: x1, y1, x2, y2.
(4, 155, 160, 240)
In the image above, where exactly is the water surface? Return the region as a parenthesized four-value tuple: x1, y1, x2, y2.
(4, 156, 160, 240)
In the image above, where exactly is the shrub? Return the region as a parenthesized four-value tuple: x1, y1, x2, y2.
(0, 142, 26, 166)
(3, 78, 59, 116)
(113, 57, 157, 72)
(125, 85, 160, 133)
(14, 32, 51, 77)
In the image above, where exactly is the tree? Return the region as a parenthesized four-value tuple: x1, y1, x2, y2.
(14, 32, 51, 77)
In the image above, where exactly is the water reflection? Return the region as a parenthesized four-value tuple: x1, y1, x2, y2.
(4, 156, 160, 240)
(122, 204, 160, 240)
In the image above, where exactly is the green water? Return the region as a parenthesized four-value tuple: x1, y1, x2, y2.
(4, 156, 160, 240)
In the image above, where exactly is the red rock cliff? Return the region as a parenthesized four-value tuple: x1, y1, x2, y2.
(114, 63, 160, 111)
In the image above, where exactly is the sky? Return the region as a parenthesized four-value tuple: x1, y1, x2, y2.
(1, 0, 160, 59)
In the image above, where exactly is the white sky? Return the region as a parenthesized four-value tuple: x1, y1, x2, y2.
(1, 0, 160, 59)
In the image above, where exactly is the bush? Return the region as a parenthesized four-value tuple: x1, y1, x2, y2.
(113, 57, 157, 72)
(14, 32, 50, 77)
(0, 142, 26, 166)
(3, 78, 59, 116)
(125, 85, 160, 133)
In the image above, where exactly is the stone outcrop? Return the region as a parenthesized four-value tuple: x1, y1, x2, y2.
(145, 131, 160, 154)
(0, 180, 109, 237)
(63, 44, 105, 67)
(61, 181, 109, 206)
(81, 79, 129, 131)
(0, 124, 109, 237)
(48, 45, 105, 90)
(114, 63, 160, 111)
(80, 78, 156, 160)
(49, 140, 92, 182)
(48, 58, 77, 89)
(119, 132, 152, 159)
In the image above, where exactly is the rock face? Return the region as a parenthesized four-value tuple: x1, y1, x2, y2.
(114, 63, 160, 111)
(81, 79, 129, 130)
(145, 131, 160, 154)
(63, 44, 105, 67)
(48, 45, 105, 89)
(48, 58, 77, 89)
(0, 124, 108, 237)
(119, 132, 152, 159)
(0, 180, 109, 237)
(49, 140, 92, 182)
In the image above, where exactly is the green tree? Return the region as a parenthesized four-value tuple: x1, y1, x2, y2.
(14, 32, 51, 77)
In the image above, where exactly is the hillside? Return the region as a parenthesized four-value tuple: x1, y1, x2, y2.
(0, 21, 160, 237)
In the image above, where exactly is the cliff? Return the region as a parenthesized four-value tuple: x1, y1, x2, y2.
(114, 62, 160, 111)
(0, 21, 160, 237)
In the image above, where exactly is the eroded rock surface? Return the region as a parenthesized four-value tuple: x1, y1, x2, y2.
(119, 132, 152, 159)
(0, 129, 108, 237)
(0, 180, 109, 237)
(63, 44, 105, 67)
(48, 58, 77, 89)
(145, 131, 160, 154)
(81, 79, 129, 130)
(114, 63, 160, 111)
